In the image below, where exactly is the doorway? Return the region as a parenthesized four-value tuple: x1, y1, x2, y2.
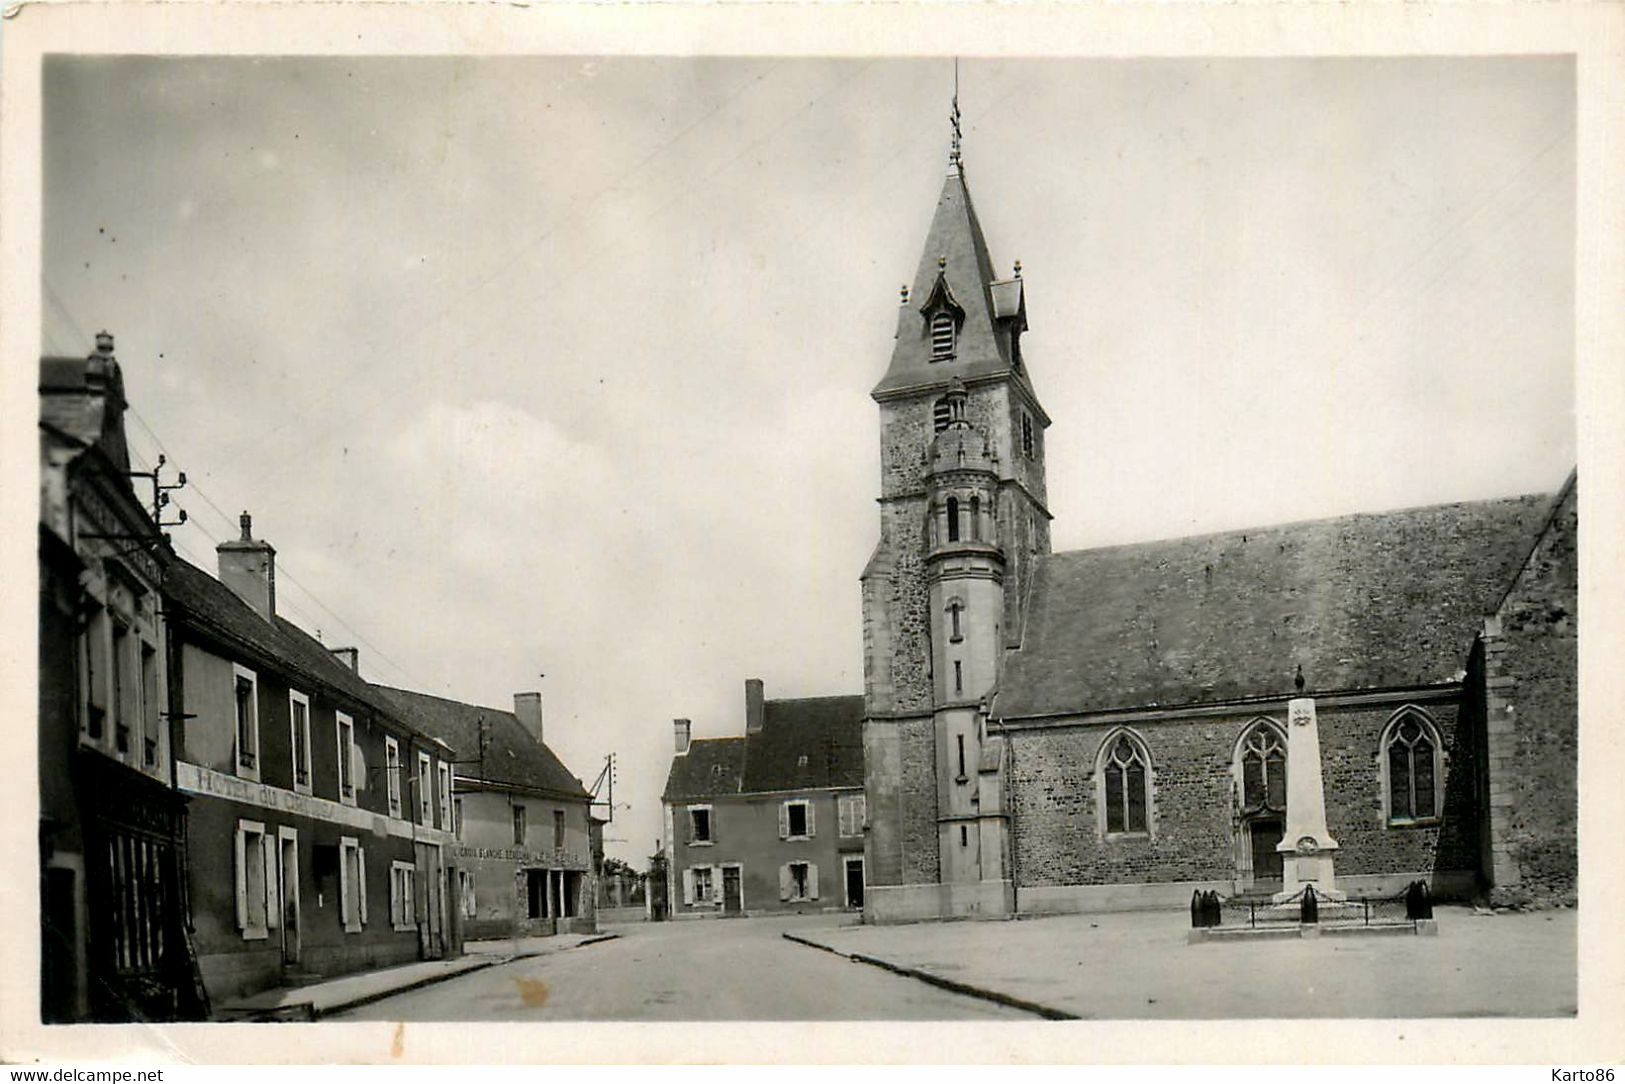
(844, 856, 865, 909)
(722, 865, 743, 914)
(1248, 818, 1284, 890)
(277, 828, 300, 967)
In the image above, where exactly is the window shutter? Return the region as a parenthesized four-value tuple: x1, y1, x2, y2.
(779, 864, 792, 902)
(339, 846, 350, 925)
(234, 825, 249, 929)
(778, 803, 789, 840)
(263, 833, 279, 929)
(354, 741, 367, 791)
(806, 802, 816, 838)
(683, 806, 693, 845)
(682, 868, 695, 906)
(808, 863, 819, 901)
(358, 847, 368, 925)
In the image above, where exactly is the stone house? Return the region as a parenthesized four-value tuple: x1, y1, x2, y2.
(164, 520, 461, 1001)
(38, 334, 201, 1021)
(860, 148, 1578, 922)
(380, 687, 599, 940)
(662, 680, 867, 917)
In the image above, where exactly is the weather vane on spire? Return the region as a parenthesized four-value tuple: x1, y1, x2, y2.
(949, 57, 963, 172)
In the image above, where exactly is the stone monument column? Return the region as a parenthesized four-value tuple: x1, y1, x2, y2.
(1275, 697, 1344, 901)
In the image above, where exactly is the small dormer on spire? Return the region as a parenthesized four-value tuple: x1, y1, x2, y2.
(920, 255, 966, 362)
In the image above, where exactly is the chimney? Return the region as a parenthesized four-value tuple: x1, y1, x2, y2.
(330, 647, 360, 674)
(513, 692, 544, 746)
(216, 512, 276, 621)
(745, 678, 765, 734)
(673, 718, 691, 756)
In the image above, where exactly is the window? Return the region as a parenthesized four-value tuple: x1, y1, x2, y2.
(111, 620, 130, 756)
(1238, 722, 1287, 812)
(140, 643, 160, 769)
(339, 836, 366, 933)
(837, 793, 866, 837)
(454, 797, 465, 841)
(946, 497, 960, 542)
(956, 733, 967, 779)
(961, 825, 969, 847)
(389, 861, 416, 930)
(233, 665, 259, 779)
(933, 397, 952, 432)
(1021, 412, 1035, 459)
(459, 870, 476, 919)
(1384, 708, 1442, 824)
(968, 495, 980, 541)
(438, 762, 453, 832)
(82, 601, 107, 740)
(233, 819, 271, 940)
(1099, 730, 1151, 836)
(417, 751, 432, 824)
(288, 690, 312, 794)
(689, 865, 715, 905)
(336, 713, 357, 804)
(781, 799, 813, 840)
(947, 598, 964, 643)
(527, 869, 548, 918)
(930, 312, 955, 360)
(780, 861, 818, 902)
(953, 660, 963, 696)
(513, 805, 527, 846)
(688, 805, 712, 845)
(384, 736, 402, 818)
(553, 809, 566, 851)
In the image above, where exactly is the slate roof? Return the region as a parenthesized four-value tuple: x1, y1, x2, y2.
(162, 556, 449, 752)
(661, 737, 746, 803)
(378, 686, 590, 802)
(661, 694, 864, 802)
(40, 354, 131, 473)
(872, 169, 1034, 402)
(993, 493, 1559, 719)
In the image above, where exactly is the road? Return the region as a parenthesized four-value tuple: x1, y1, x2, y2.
(333, 915, 1033, 1021)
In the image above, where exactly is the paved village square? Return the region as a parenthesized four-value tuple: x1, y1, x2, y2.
(32, 56, 1580, 1030)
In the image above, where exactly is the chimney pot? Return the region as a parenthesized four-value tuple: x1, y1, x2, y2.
(745, 678, 765, 734)
(95, 330, 114, 356)
(239, 512, 253, 540)
(673, 718, 691, 755)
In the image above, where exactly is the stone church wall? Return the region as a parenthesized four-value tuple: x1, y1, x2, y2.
(862, 716, 940, 888)
(1482, 480, 1577, 907)
(1007, 700, 1480, 895)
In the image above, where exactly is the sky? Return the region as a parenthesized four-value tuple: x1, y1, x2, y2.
(41, 55, 1575, 863)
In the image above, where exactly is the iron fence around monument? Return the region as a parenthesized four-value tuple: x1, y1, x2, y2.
(1190, 880, 1433, 930)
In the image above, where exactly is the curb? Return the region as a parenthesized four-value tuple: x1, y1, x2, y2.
(780, 932, 1079, 1021)
(503, 930, 621, 960)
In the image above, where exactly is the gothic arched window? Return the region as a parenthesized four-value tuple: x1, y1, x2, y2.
(1238, 721, 1287, 813)
(1097, 730, 1152, 837)
(946, 497, 960, 542)
(968, 495, 980, 541)
(1382, 708, 1442, 825)
(930, 313, 956, 360)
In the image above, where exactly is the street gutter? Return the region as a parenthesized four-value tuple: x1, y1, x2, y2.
(780, 931, 1079, 1021)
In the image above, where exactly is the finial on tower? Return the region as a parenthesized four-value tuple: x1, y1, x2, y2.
(948, 57, 963, 175)
(938, 254, 947, 270)
(900, 284, 910, 306)
(1013, 259, 1022, 279)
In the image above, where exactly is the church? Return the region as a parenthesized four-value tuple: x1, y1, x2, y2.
(858, 137, 1577, 923)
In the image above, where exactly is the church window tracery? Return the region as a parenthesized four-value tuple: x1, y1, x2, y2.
(1382, 708, 1442, 825)
(1238, 722, 1287, 813)
(1097, 730, 1152, 837)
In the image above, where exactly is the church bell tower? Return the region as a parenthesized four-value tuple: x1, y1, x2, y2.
(860, 111, 1052, 922)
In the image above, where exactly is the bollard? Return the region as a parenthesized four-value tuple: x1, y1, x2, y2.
(1302, 884, 1319, 924)
(1191, 889, 1203, 928)
(1207, 891, 1222, 928)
